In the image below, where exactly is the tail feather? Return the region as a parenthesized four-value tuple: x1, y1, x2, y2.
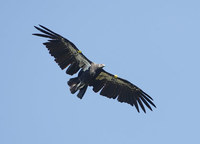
(68, 77, 79, 86)
(70, 84, 78, 94)
(68, 78, 80, 94)
(77, 86, 88, 99)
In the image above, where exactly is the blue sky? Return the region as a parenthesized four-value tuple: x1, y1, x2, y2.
(1, 0, 200, 144)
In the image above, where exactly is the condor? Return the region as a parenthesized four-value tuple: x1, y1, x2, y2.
(33, 25, 156, 113)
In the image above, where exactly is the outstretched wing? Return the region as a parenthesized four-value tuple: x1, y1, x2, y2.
(90, 70, 156, 113)
(33, 25, 91, 75)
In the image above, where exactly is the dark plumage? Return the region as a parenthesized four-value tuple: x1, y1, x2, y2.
(33, 25, 156, 113)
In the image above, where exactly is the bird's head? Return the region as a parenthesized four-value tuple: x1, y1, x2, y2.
(91, 63, 105, 72)
(98, 64, 105, 69)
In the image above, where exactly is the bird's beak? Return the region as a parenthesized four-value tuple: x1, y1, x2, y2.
(102, 64, 105, 67)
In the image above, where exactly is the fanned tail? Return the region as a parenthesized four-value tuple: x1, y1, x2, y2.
(67, 78, 87, 98)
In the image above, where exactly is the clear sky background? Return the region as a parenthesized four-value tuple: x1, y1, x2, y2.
(1, 0, 200, 144)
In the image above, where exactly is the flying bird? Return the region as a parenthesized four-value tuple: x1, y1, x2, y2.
(33, 25, 156, 113)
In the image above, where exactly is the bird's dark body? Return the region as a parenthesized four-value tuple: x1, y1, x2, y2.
(78, 64, 102, 83)
(68, 63, 103, 98)
(79, 69, 93, 84)
(33, 25, 156, 113)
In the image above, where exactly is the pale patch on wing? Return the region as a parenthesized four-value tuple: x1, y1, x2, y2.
(95, 71, 139, 91)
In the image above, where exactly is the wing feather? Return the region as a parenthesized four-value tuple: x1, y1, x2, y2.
(92, 80, 105, 93)
(137, 98, 146, 113)
(90, 70, 156, 113)
(140, 96, 153, 111)
(33, 25, 91, 75)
